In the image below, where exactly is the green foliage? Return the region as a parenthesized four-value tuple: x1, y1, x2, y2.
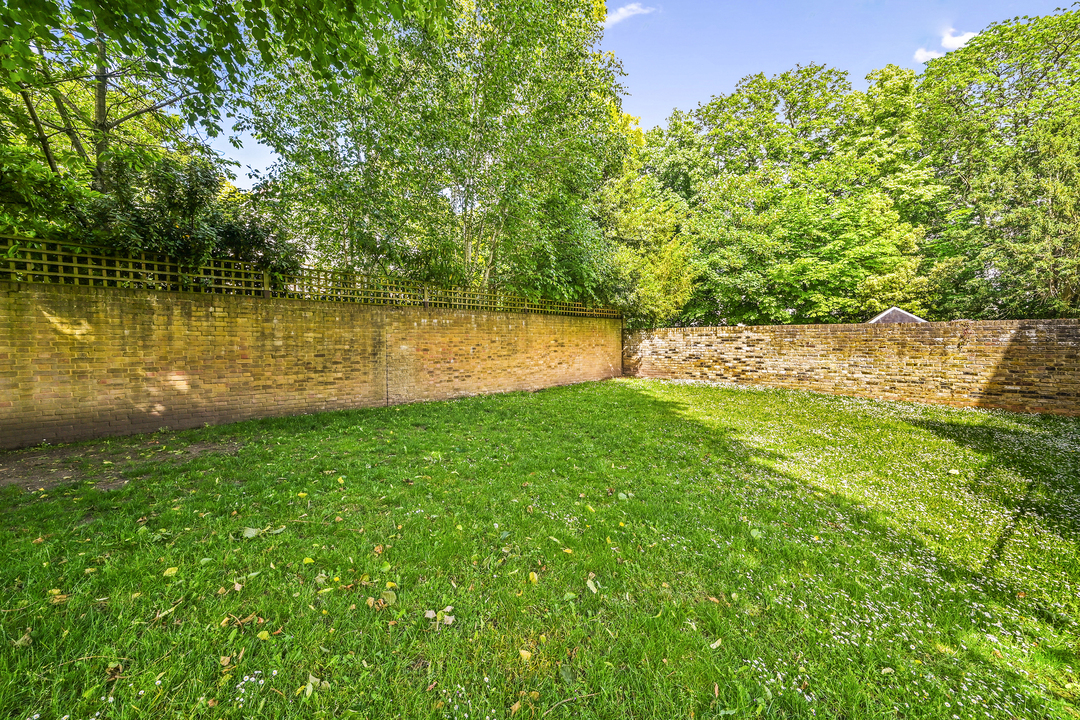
(83, 155, 303, 270)
(0, 145, 93, 237)
(919, 8, 1080, 319)
(623, 7, 1080, 325)
(245, 0, 626, 302)
(0, 0, 451, 133)
(645, 64, 939, 326)
(598, 136, 695, 327)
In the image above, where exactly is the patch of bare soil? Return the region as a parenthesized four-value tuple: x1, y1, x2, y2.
(0, 440, 244, 492)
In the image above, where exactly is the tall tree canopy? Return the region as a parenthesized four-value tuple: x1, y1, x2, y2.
(3, 3, 1079, 320)
(246, 0, 627, 302)
(919, 8, 1080, 320)
(621, 6, 1080, 326)
(0, 0, 452, 266)
(0, 0, 450, 131)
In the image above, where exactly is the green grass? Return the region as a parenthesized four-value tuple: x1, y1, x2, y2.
(1, 378, 1077, 720)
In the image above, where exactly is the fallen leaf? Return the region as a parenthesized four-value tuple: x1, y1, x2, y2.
(242, 527, 262, 539)
(380, 590, 397, 606)
(207, 699, 218, 707)
(519, 649, 532, 662)
(559, 664, 578, 685)
(710, 638, 722, 649)
(233, 582, 243, 592)
(529, 572, 538, 585)
(562, 548, 573, 554)
(257, 630, 270, 641)
(12, 628, 32, 647)
(881, 667, 894, 675)
(297, 492, 308, 498)
(586, 579, 598, 594)
(511, 700, 521, 716)
(220, 656, 231, 667)
(32, 537, 43, 545)
(163, 567, 178, 577)
(303, 557, 314, 564)
(374, 545, 384, 555)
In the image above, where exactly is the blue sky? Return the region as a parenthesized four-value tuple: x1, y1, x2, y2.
(214, 0, 1065, 187)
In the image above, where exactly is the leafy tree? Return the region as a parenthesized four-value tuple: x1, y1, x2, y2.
(0, 145, 92, 237)
(654, 64, 940, 326)
(598, 114, 695, 326)
(79, 154, 302, 271)
(1, 32, 216, 193)
(919, 7, 1080, 319)
(0, 0, 451, 135)
(246, 0, 626, 302)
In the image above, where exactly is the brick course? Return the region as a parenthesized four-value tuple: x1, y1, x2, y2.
(0, 281, 622, 450)
(623, 320, 1080, 415)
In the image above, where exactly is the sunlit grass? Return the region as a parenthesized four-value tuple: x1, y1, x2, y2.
(0, 378, 1076, 719)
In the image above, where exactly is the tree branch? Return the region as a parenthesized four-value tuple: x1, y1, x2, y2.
(18, 88, 60, 174)
(106, 91, 198, 129)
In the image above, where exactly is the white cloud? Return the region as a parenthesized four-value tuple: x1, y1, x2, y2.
(941, 28, 977, 50)
(914, 48, 945, 63)
(605, 3, 656, 28)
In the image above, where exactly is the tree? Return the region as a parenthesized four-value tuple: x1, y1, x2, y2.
(245, 0, 627, 302)
(918, 7, 1080, 319)
(0, 0, 451, 134)
(598, 113, 695, 326)
(655, 64, 941, 326)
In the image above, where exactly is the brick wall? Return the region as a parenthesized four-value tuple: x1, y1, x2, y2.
(0, 281, 622, 450)
(624, 320, 1080, 415)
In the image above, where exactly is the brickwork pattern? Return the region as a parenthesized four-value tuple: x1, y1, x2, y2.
(0, 281, 622, 450)
(624, 320, 1080, 415)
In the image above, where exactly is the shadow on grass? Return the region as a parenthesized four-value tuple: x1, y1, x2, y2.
(904, 416, 1080, 556)
(900, 414, 1080, 637)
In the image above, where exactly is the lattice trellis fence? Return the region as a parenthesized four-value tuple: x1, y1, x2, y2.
(0, 236, 620, 318)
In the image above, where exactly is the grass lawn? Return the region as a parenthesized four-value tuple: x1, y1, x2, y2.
(0, 378, 1077, 720)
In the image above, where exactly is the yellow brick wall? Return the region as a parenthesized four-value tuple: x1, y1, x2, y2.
(0, 282, 622, 449)
(624, 320, 1080, 415)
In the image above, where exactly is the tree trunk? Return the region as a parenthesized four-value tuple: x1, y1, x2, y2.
(92, 34, 109, 192)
